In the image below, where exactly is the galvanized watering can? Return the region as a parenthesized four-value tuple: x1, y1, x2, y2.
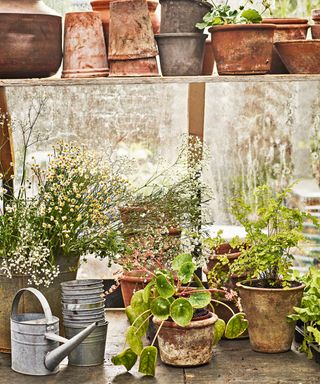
(11, 288, 98, 376)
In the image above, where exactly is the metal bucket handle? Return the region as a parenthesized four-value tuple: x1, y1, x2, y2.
(11, 287, 54, 324)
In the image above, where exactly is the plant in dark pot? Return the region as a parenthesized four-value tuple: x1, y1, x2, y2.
(229, 184, 319, 353)
(288, 267, 320, 364)
(112, 253, 248, 376)
(196, 0, 275, 75)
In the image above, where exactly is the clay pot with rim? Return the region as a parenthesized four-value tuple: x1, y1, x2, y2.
(0, 0, 62, 78)
(120, 270, 153, 307)
(153, 311, 218, 366)
(262, 18, 309, 74)
(312, 9, 320, 24)
(237, 280, 305, 353)
(210, 24, 276, 75)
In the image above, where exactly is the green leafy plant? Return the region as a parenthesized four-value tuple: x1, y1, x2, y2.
(229, 185, 319, 288)
(196, 0, 271, 29)
(112, 254, 248, 376)
(288, 267, 320, 358)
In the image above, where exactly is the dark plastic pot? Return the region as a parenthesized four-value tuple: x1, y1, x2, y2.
(156, 33, 207, 76)
(159, 0, 211, 33)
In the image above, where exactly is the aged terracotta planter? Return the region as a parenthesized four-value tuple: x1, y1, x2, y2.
(210, 24, 276, 75)
(120, 270, 153, 307)
(311, 25, 320, 39)
(159, 0, 211, 33)
(148, 0, 160, 34)
(237, 280, 305, 353)
(109, 57, 159, 77)
(0, 0, 62, 78)
(62, 11, 109, 78)
(202, 37, 214, 75)
(312, 9, 320, 24)
(0, 256, 79, 353)
(153, 312, 218, 366)
(275, 40, 320, 74)
(262, 18, 309, 74)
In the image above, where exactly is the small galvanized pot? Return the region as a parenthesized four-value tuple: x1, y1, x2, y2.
(237, 280, 305, 353)
(153, 312, 218, 367)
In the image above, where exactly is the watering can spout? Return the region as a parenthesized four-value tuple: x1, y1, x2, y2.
(45, 321, 98, 371)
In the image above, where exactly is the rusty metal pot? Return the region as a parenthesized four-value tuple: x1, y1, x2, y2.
(0, 0, 62, 78)
(153, 312, 218, 366)
(210, 24, 276, 75)
(237, 280, 305, 353)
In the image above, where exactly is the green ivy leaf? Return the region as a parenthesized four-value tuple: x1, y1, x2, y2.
(172, 253, 192, 271)
(213, 318, 226, 345)
(111, 348, 137, 371)
(131, 290, 149, 313)
(126, 325, 143, 355)
(241, 9, 262, 23)
(170, 298, 193, 327)
(156, 274, 175, 298)
(225, 313, 248, 339)
(138, 346, 158, 376)
(178, 261, 197, 284)
(188, 291, 211, 309)
(150, 297, 170, 320)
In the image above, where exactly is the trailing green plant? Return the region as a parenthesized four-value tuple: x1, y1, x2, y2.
(196, 0, 272, 29)
(229, 184, 320, 288)
(112, 253, 248, 376)
(288, 267, 320, 358)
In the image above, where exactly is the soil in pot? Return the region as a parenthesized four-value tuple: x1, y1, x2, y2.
(156, 33, 207, 76)
(210, 24, 276, 75)
(237, 280, 305, 353)
(120, 270, 153, 307)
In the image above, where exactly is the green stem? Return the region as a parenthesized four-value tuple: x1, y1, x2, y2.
(134, 314, 152, 335)
(151, 320, 164, 347)
(131, 309, 151, 328)
(211, 298, 235, 316)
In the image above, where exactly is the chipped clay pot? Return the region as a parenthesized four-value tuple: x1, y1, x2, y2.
(120, 270, 153, 307)
(210, 24, 276, 75)
(237, 280, 305, 353)
(153, 312, 218, 366)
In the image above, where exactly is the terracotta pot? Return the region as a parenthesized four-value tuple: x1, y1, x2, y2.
(237, 280, 305, 353)
(210, 24, 276, 75)
(90, 0, 111, 45)
(62, 11, 109, 78)
(0, 0, 62, 78)
(109, 57, 159, 77)
(159, 0, 211, 33)
(311, 25, 320, 39)
(275, 40, 320, 74)
(0, 256, 79, 353)
(156, 33, 207, 76)
(312, 9, 320, 24)
(120, 270, 153, 307)
(148, 0, 160, 34)
(202, 38, 214, 75)
(153, 312, 218, 366)
(262, 18, 309, 74)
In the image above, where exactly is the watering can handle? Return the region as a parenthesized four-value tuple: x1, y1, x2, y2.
(11, 287, 54, 324)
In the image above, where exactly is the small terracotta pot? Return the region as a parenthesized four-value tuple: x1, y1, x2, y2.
(120, 270, 153, 307)
(312, 9, 320, 24)
(237, 280, 305, 353)
(148, 0, 160, 34)
(275, 40, 320, 74)
(109, 57, 159, 77)
(90, 0, 111, 45)
(62, 12, 109, 78)
(262, 18, 309, 74)
(202, 38, 214, 75)
(311, 25, 320, 39)
(153, 312, 218, 366)
(210, 24, 276, 75)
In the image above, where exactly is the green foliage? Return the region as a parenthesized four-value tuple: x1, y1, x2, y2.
(213, 318, 226, 344)
(225, 313, 249, 339)
(111, 348, 137, 371)
(196, 0, 271, 29)
(112, 254, 248, 376)
(288, 268, 320, 358)
(229, 185, 319, 287)
(272, 0, 320, 18)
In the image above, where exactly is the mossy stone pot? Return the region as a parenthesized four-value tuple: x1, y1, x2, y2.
(153, 312, 218, 366)
(237, 280, 305, 353)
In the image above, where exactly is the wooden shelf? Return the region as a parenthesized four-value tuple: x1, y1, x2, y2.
(0, 74, 320, 87)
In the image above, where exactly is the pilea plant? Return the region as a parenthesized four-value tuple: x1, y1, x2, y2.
(288, 267, 320, 358)
(112, 253, 248, 376)
(196, 0, 272, 29)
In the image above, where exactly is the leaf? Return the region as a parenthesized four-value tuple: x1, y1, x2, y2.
(178, 261, 197, 284)
(156, 274, 175, 298)
(170, 298, 193, 327)
(213, 318, 226, 345)
(125, 305, 136, 325)
(126, 325, 143, 355)
(125, 306, 149, 338)
(188, 291, 211, 309)
(150, 297, 170, 321)
(131, 290, 149, 313)
(143, 281, 154, 303)
(195, 22, 208, 30)
(307, 326, 320, 344)
(111, 348, 137, 371)
(172, 253, 193, 271)
(138, 346, 158, 376)
(241, 9, 262, 23)
(225, 313, 248, 339)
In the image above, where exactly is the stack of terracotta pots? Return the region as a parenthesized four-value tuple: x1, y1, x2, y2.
(155, 0, 210, 76)
(311, 9, 320, 39)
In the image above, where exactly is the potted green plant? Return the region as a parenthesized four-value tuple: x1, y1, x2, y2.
(229, 184, 319, 353)
(196, 0, 276, 74)
(288, 267, 320, 364)
(112, 253, 248, 376)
